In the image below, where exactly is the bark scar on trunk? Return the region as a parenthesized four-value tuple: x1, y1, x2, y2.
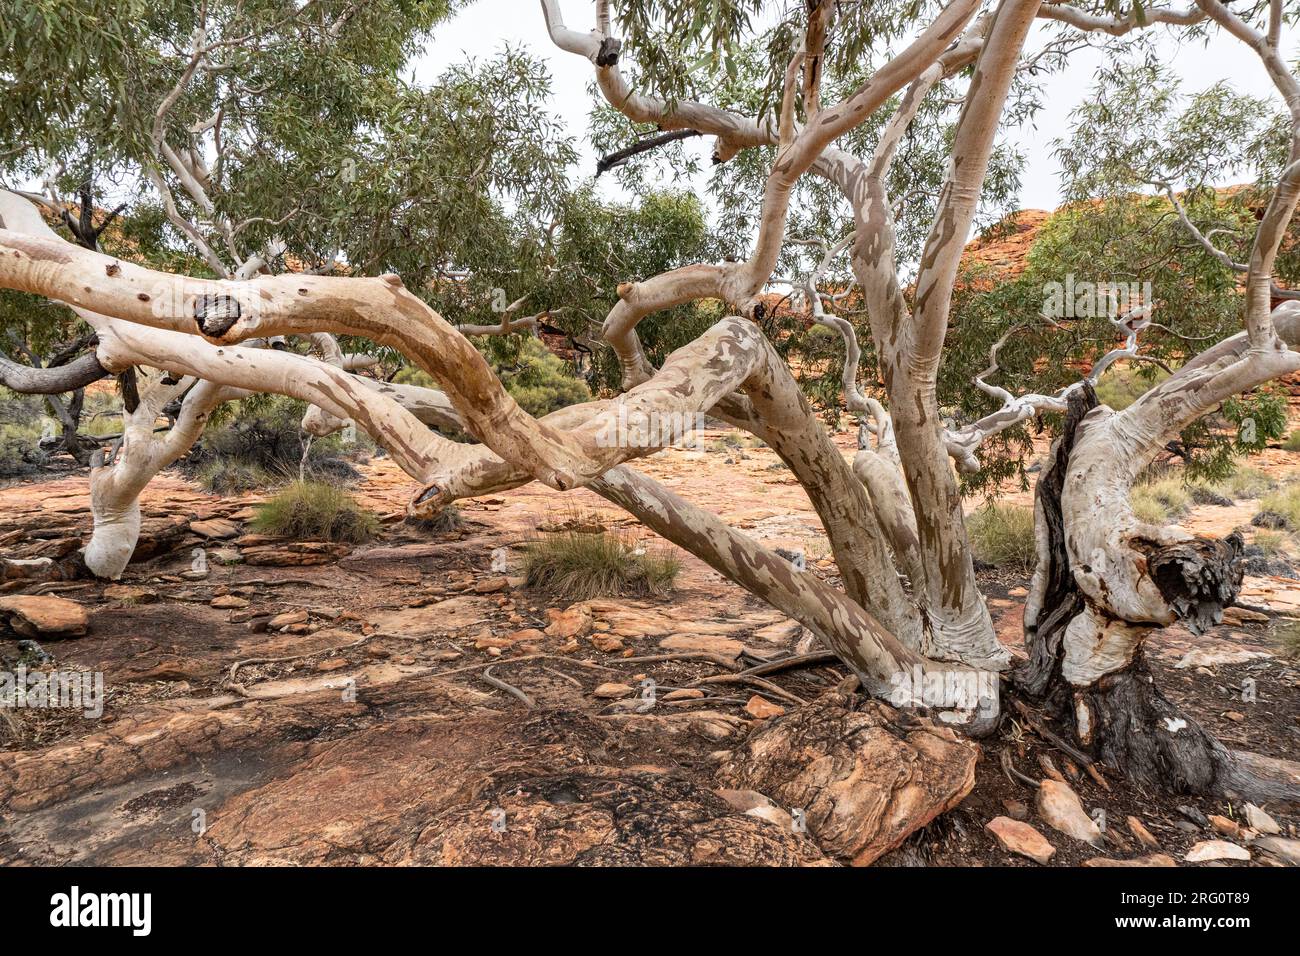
(1140, 533, 1244, 636)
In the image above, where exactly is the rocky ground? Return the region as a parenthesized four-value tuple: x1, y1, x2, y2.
(0, 427, 1297, 867)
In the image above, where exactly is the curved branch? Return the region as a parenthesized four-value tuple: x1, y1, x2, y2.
(0, 350, 108, 394)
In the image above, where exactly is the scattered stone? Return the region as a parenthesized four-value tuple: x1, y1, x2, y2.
(268, 610, 309, 630)
(658, 633, 744, 661)
(714, 789, 794, 831)
(190, 518, 240, 539)
(593, 682, 634, 700)
(210, 595, 250, 610)
(1252, 836, 1300, 866)
(664, 688, 705, 701)
(0, 595, 89, 639)
(986, 816, 1056, 864)
(1178, 805, 1210, 828)
(102, 584, 158, 604)
(750, 620, 804, 644)
(473, 577, 508, 594)
(1036, 779, 1102, 847)
(1002, 799, 1029, 822)
(590, 633, 625, 653)
(1208, 815, 1245, 839)
(1251, 510, 1291, 531)
(1243, 803, 1281, 835)
(1189, 486, 1233, 507)
(1125, 816, 1160, 849)
(717, 689, 978, 866)
(316, 659, 349, 672)
(544, 605, 593, 640)
(744, 695, 785, 720)
(1185, 840, 1250, 863)
(1007, 586, 1029, 598)
(1242, 551, 1296, 577)
(1222, 711, 1246, 723)
(1083, 854, 1178, 867)
(1222, 606, 1270, 626)
(241, 541, 351, 566)
(506, 628, 546, 645)
(1175, 647, 1271, 669)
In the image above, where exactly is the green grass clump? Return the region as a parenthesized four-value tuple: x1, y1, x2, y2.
(523, 525, 680, 600)
(1252, 530, 1289, 557)
(1271, 618, 1300, 659)
(1133, 478, 1190, 522)
(1281, 431, 1300, 452)
(966, 503, 1037, 572)
(1260, 481, 1300, 529)
(0, 421, 43, 476)
(250, 481, 380, 543)
(1215, 466, 1275, 500)
(1093, 366, 1171, 411)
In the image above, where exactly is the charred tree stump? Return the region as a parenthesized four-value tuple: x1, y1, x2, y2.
(1015, 387, 1300, 804)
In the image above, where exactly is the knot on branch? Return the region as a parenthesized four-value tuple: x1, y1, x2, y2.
(193, 294, 242, 337)
(1145, 532, 1244, 636)
(595, 37, 622, 67)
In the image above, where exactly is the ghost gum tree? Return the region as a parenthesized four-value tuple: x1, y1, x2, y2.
(0, 0, 1298, 800)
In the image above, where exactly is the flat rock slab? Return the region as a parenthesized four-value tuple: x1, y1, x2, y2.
(1037, 779, 1102, 846)
(986, 816, 1056, 864)
(0, 595, 89, 638)
(1185, 840, 1251, 863)
(190, 518, 240, 540)
(240, 542, 351, 567)
(196, 711, 828, 866)
(716, 689, 978, 866)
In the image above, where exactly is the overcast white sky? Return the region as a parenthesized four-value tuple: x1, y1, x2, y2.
(417, 1, 1283, 212)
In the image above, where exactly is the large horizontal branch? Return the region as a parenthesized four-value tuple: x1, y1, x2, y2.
(0, 350, 108, 394)
(93, 320, 449, 484)
(0, 195, 594, 492)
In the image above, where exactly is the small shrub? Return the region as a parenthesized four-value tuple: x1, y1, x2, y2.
(406, 504, 463, 534)
(1215, 467, 1275, 500)
(195, 460, 277, 495)
(1135, 476, 1190, 516)
(1094, 366, 1170, 411)
(500, 337, 591, 418)
(1260, 482, 1300, 530)
(185, 396, 358, 491)
(966, 503, 1037, 572)
(0, 421, 44, 477)
(1252, 530, 1288, 557)
(1130, 491, 1170, 525)
(1271, 618, 1300, 659)
(1282, 431, 1300, 452)
(250, 481, 380, 543)
(524, 524, 680, 600)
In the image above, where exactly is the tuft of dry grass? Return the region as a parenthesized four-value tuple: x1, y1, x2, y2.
(523, 519, 680, 600)
(1271, 617, 1300, 659)
(966, 503, 1037, 572)
(251, 481, 380, 543)
(1259, 481, 1300, 529)
(1216, 466, 1276, 501)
